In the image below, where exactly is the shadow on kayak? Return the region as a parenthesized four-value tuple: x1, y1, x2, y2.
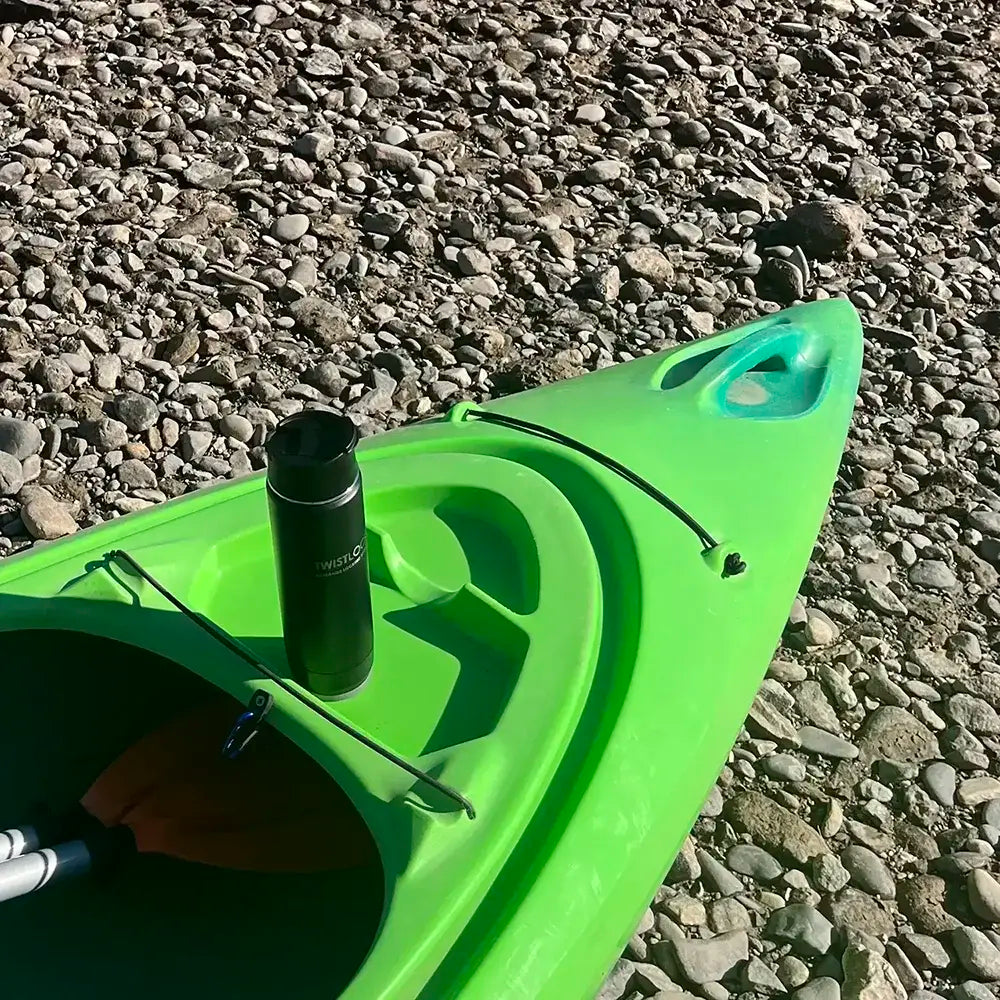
(0, 612, 385, 1000)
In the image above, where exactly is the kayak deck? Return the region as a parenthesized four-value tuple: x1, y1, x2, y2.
(0, 300, 864, 999)
(0, 630, 383, 999)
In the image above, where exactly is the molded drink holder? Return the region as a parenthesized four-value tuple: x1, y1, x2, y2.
(265, 410, 374, 700)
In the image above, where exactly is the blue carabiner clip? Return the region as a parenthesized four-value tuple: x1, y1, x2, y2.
(222, 690, 274, 759)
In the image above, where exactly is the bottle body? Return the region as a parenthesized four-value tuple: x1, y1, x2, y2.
(265, 411, 374, 700)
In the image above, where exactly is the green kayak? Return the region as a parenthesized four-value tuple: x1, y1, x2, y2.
(0, 299, 862, 999)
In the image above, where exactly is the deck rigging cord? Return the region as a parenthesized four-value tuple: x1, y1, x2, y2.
(460, 409, 747, 579)
(107, 550, 477, 820)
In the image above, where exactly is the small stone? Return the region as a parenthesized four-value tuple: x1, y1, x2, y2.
(857, 707, 939, 765)
(922, 762, 957, 807)
(899, 933, 951, 972)
(798, 727, 859, 759)
(663, 894, 707, 926)
(762, 753, 806, 782)
(366, 142, 418, 172)
(826, 888, 896, 940)
(841, 846, 896, 900)
(87, 418, 129, 452)
(160, 330, 200, 366)
(574, 103, 605, 124)
(667, 836, 702, 883)
(21, 495, 77, 540)
(726, 791, 830, 865)
(293, 132, 336, 162)
(765, 904, 834, 957)
(583, 160, 623, 184)
(670, 930, 748, 985)
(742, 956, 785, 994)
(116, 393, 159, 433)
(620, 248, 674, 289)
(252, 3, 277, 25)
(727, 844, 783, 882)
(841, 943, 906, 1000)
(273, 215, 310, 242)
(782, 200, 868, 259)
(36, 357, 74, 392)
(812, 854, 852, 893)
(695, 850, 743, 896)
(93, 354, 122, 390)
(969, 870, 1000, 923)
(909, 560, 958, 590)
(180, 430, 213, 462)
(700, 785, 723, 818)
(778, 955, 811, 989)
(289, 297, 353, 347)
(667, 222, 704, 246)
(894, 12, 941, 37)
(898, 875, 960, 934)
(953, 927, 1000, 981)
(0, 452, 24, 496)
(958, 777, 1000, 807)
(792, 978, 841, 1000)
(708, 897, 752, 934)
(748, 687, 800, 745)
(591, 266, 621, 301)
(183, 161, 232, 191)
(847, 158, 890, 201)
(948, 694, 1000, 736)
(219, 414, 254, 443)
(543, 230, 575, 260)
(303, 45, 344, 78)
(0, 417, 43, 460)
(118, 459, 157, 490)
(456, 248, 492, 276)
(718, 178, 772, 214)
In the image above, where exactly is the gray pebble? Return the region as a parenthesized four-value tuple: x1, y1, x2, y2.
(812, 853, 851, 893)
(0, 452, 24, 496)
(21, 495, 77, 540)
(726, 843, 783, 883)
(273, 215, 310, 242)
(922, 762, 957, 807)
(791, 977, 841, 1000)
(841, 846, 896, 900)
(695, 849, 744, 896)
(968, 870, 1000, 923)
(117, 393, 160, 433)
(909, 560, 958, 590)
(954, 926, 1000, 980)
(0, 417, 43, 460)
(953, 984, 998, 1000)
(762, 753, 807, 781)
(669, 930, 748, 985)
(798, 726, 859, 759)
(765, 904, 834, 956)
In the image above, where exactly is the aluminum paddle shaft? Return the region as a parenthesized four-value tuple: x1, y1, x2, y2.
(0, 841, 92, 903)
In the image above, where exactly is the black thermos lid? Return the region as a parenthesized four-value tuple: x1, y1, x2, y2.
(265, 410, 360, 504)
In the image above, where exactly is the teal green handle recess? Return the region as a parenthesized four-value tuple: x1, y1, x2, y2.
(685, 322, 803, 402)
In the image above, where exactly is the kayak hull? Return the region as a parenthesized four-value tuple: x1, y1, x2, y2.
(0, 300, 863, 999)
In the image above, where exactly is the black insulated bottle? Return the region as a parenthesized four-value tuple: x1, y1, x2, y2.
(265, 410, 374, 700)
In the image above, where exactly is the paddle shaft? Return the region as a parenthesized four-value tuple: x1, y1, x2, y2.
(0, 826, 40, 863)
(0, 826, 134, 904)
(0, 841, 92, 903)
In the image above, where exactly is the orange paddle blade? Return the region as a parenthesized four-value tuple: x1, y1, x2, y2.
(81, 696, 374, 872)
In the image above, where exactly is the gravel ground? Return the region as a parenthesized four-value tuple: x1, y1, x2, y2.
(2, 1, 1000, 998)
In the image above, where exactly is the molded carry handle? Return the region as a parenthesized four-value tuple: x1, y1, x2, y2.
(682, 323, 813, 407)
